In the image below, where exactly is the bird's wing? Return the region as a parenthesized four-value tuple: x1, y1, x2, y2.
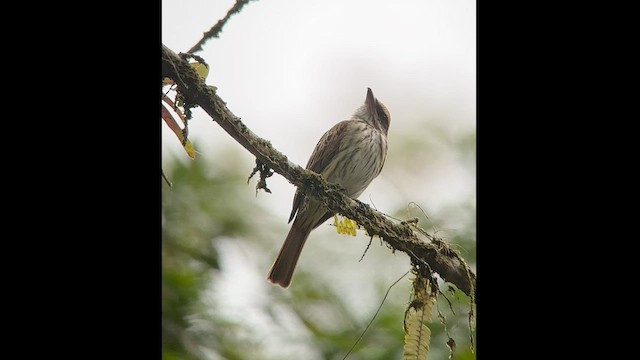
(288, 121, 350, 223)
(306, 121, 349, 174)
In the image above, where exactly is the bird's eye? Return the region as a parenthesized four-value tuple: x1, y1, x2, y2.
(377, 105, 389, 124)
(377, 108, 386, 120)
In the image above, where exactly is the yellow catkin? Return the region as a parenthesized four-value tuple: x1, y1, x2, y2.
(403, 274, 436, 360)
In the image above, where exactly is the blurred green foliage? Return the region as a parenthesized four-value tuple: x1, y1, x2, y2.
(162, 130, 476, 359)
(162, 152, 261, 359)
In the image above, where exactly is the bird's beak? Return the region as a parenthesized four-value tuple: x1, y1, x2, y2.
(366, 88, 377, 115)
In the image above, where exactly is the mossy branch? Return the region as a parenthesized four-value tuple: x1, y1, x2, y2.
(161, 43, 476, 300)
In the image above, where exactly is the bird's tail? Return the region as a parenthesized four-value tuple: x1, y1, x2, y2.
(267, 222, 311, 288)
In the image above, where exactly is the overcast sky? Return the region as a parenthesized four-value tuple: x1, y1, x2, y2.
(162, 0, 475, 215)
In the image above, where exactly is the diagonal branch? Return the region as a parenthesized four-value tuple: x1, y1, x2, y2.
(187, 0, 257, 54)
(161, 44, 476, 300)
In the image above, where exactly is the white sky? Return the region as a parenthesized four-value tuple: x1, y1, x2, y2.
(162, 0, 476, 214)
(163, 1, 475, 357)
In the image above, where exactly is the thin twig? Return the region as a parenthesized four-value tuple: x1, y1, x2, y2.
(342, 271, 410, 360)
(359, 236, 374, 262)
(187, 0, 257, 54)
(162, 169, 172, 188)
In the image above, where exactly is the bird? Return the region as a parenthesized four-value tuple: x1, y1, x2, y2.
(267, 88, 391, 288)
